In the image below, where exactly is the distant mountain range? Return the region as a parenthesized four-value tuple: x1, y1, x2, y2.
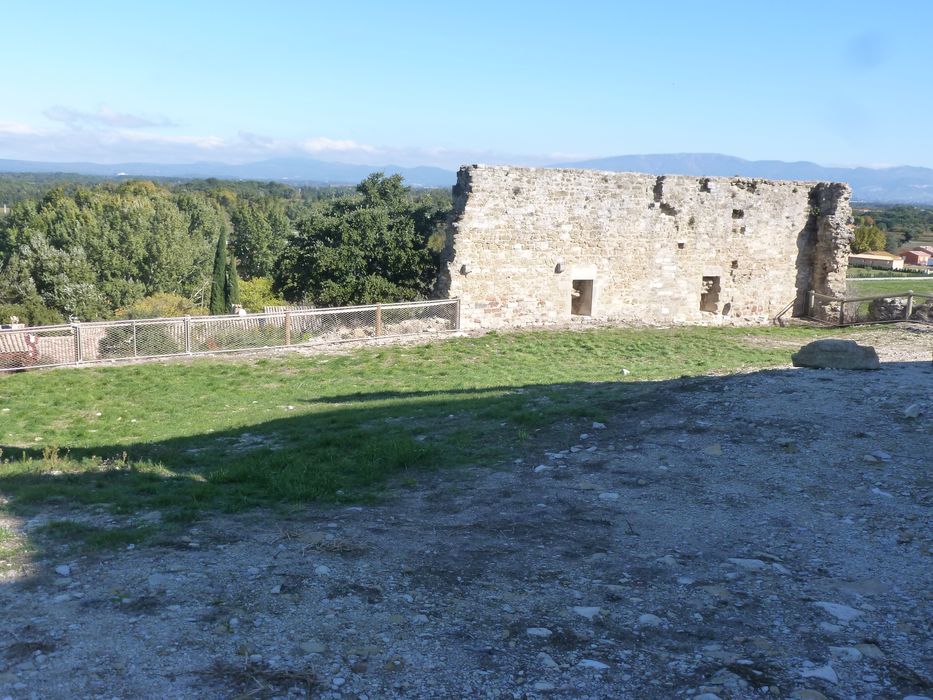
(0, 157, 454, 189)
(555, 154, 933, 205)
(2, 153, 933, 204)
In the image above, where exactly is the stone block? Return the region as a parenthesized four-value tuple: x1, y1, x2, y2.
(791, 339, 880, 370)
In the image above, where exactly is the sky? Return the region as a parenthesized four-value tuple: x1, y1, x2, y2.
(1, 0, 931, 169)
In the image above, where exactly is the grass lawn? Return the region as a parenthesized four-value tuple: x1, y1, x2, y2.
(846, 277, 933, 300)
(0, 326, 844, 553)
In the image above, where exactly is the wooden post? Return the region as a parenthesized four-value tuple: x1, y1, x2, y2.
(455, 298, 461, 330)
(73, 323, 82, 365)
(284, 311, 291, 346)
(905, 292, 914, 320)
(838, 301, 846, 326)
(375, 305, 383, 337)
(132, 322, 138, 357)
(807, 290, 815, 318)
(184, 316, 192, 354)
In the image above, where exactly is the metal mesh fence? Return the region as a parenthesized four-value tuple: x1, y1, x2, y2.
(0, 324, 76, 371)
(82, 318, 188, 362)
(0, 299, 460, 372)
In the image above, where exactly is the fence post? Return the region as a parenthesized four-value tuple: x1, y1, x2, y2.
(184, 316, 192, 354)
(72, 323, 82, 365)
(455, 298, 461, 330)
(375, 305, 383, 337)
(838, 301, 846, 327)
(132, 321, 138, 357)
(284, 311, 291, 346)
(807, 290, 815, 317)
(906, 292, 914, 320)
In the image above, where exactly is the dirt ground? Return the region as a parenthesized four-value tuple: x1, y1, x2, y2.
(1, 325, 931, 700)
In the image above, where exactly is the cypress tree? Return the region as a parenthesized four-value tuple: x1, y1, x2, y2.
(225, 257, 241, 309)
(209, 229, 228, 315)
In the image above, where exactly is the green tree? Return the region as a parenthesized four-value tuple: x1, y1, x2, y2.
(0, 175, 451, 321)
(209, 229, 244, 314)
(15, 231, 108, 320)
(274, 173, 445, 306)
(0, 250, 63, 325)
(852, 216, 887, 253)
(209, 229, 229, 314)
(115, 292, 207, 319)
(173, 192, 230, 301)
(231, 198, 291, 278)
(0, 182, 223, 320)
(238, 276, 286, 312)
(225, 257, 241, 308)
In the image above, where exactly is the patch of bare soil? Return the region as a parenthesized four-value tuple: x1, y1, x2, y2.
(1, 330, 931, 699)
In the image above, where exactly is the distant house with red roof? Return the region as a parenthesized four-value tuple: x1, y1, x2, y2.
(903, 249, 931, 266)
(849, 251, 905, 270)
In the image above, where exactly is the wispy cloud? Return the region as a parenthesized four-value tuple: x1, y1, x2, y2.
(0, 121, 42, 136)
(0, 122, 228, 163)
(113, 130, 226, 150)
(44, 105, 177, 129)
(302, 137, 376, 154)
(0, 114, 566, 170)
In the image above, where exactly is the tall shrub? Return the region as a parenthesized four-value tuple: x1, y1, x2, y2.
(225, 257, 241, 308)
(209, 230, 228, 314)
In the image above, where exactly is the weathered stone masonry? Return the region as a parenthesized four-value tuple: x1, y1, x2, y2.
(439, 165, 852, 329)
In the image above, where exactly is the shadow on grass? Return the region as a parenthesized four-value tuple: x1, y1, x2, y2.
(0, 376, 677, 521)
(1, 360, 929, 564)
(301, 385, 521, 404)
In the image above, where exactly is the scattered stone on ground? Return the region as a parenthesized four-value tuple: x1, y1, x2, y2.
(1, 325, 930, 698)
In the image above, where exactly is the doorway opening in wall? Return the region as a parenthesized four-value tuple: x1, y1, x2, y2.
(700, 276, 721, 312)
(571, 280, 594, 316)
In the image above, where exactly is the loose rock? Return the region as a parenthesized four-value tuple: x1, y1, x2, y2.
(637, 613, 663, 627)
(571, 606, 601, 621)
(800, 664, 839, 684)
(813, 601, 862, 622)
(727, 557, 767, 570)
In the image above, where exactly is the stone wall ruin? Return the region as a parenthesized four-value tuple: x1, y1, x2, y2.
(439, 165, 852, 329)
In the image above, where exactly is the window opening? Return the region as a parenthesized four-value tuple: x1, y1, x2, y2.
(571, 280, 594, 316)
(700, 276, 721, 313)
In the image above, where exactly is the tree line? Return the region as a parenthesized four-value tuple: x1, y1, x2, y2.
(0, 174, 451, 325)
(852, 205, 933, 252)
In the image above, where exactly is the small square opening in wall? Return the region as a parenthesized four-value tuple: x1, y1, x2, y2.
(571, 279, 594, 316)
(700, 276, 721, 313)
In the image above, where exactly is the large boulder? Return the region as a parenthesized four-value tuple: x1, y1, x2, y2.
(791, 339, 880, 370)
(910, 302, 933, 323)
(867, 297, 907, 322)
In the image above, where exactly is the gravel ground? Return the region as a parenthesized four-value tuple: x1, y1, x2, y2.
(1, 326, 931, 700)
